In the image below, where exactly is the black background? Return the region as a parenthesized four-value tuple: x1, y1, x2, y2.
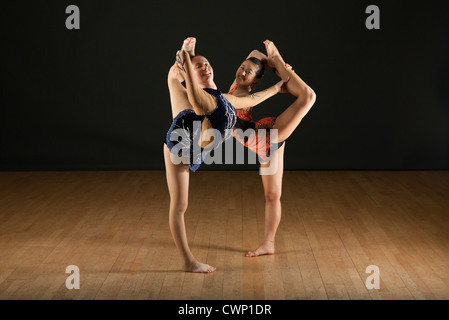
(1, 0, 448, 171)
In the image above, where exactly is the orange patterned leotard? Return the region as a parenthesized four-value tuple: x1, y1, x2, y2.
(230, 83, 284, 162)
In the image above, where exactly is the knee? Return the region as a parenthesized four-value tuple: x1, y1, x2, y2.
(304, 86, 316, 106)
(264, 189, 282, 203)
(292, 86, 316, 114)
(170, 200, 188, 215)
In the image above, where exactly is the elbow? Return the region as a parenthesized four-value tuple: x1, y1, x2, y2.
(248, 50, 262, 59)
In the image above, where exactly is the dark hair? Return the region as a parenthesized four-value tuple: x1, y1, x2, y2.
(246, 57, 265, 79)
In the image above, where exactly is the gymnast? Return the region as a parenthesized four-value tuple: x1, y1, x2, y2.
(228, 40, 316, 257)
(163, 37, 289, 273)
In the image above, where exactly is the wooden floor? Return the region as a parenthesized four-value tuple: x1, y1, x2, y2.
(0, 170, 448, 300)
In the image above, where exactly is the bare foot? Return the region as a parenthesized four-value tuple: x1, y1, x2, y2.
(246, 241, 275, 258)
(182, 37, 196, 57)
(264, 40, 288, 76)
(183, 260, 216, 273)
(263, 40, 282, 61)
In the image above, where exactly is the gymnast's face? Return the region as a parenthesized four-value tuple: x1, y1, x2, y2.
(191, 56, 214, 86)
(235, 60, 259, 87)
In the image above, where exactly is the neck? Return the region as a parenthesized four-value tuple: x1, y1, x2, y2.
(236, 84, 252, 94)
(199, 80, 217, 90)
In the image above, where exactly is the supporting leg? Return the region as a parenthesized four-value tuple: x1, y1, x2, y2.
(163, 144, 216, 273)
(246, 143, 285, 257)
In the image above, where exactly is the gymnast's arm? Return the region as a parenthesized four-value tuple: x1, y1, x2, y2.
(223, 77, 289, 110)
(181, 51, 217, 115)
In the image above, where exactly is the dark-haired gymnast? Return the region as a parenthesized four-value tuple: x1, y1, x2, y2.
(228, 40, 316, 257)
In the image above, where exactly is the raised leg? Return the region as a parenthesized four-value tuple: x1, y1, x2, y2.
(167, 63, 192, 118)
(179, 50, 218, 116)
(272, 98, 314, 143)
(263, 40, 316, 142)
(166, 36, 205, 118)
(264, 40, 315, 98)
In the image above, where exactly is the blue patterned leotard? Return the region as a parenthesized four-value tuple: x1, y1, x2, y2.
(165, 88, 236, 172)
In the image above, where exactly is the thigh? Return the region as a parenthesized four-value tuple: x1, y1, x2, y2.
(163, 144, 190, 203)
(260, 142, 285, 191)
(272, 99, 309, 142)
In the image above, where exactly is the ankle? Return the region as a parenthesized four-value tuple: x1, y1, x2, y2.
(271, 55, 285, 67)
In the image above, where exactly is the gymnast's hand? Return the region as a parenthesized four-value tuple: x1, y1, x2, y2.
(172, 62, 185, 83)
(285, 63, 293, 71)
(275, 77, 290, 93)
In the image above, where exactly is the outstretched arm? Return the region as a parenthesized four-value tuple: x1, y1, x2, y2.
(224, 77, 289, 110)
